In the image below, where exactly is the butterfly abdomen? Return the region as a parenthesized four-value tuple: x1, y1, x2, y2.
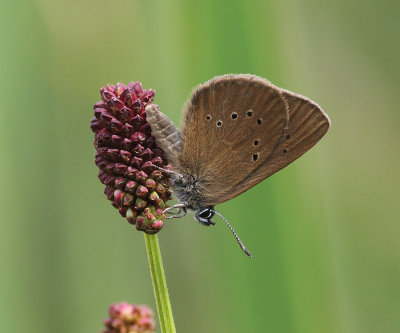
(146, 104, 183, 166)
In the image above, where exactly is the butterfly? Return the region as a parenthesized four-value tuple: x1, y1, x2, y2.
(145, 74, 330, 257)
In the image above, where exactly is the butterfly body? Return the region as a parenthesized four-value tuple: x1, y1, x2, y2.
(145, 105, 208, 211)
(145, 74, 330, 256)
(170, 173, 206, 210)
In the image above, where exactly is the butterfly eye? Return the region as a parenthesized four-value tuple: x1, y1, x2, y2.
(252, 153, 259, 161)
(253, 139, 259, 146)
(206, 115, 212, 120)
(257, 118, 262, 125)
(231, 112, 238, 119)
(216, 120, 222, 127)
(247, 110, 253, 117)
(199, 208, 214, 219)
(283, 149, 288, 154)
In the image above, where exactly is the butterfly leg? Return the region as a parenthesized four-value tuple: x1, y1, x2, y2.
(154, 164, 182, 177)
(164, 203, 188, 219)
(165, 207, 187, 219)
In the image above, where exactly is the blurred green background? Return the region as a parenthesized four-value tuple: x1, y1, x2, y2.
(1, 0, 399, 332)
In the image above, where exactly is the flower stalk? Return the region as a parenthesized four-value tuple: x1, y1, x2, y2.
(144, 233, 176, 333)
(92, 81, 176, 331)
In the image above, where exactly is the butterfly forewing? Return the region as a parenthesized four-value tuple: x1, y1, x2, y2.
(178, 74, 289, 206)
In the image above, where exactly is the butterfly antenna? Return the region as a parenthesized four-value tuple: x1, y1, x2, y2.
(212, 210, 253, 258)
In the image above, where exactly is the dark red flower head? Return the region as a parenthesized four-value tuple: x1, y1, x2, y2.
(90, 82, 172, 233)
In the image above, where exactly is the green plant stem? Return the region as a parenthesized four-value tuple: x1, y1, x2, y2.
(144, 233, 176, 333)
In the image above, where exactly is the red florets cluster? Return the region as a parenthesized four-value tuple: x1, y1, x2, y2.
(90, 82, 172, 233)
(103, 302, 156, 333)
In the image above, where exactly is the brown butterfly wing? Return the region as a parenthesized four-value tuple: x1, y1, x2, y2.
(220, 87, 331, 203)
(177, 74, 289, 206)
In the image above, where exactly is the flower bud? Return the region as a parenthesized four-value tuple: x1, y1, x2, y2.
(103, 302, 155, 333)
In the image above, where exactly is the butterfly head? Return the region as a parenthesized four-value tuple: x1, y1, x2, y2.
(194, 206, 216, 226)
